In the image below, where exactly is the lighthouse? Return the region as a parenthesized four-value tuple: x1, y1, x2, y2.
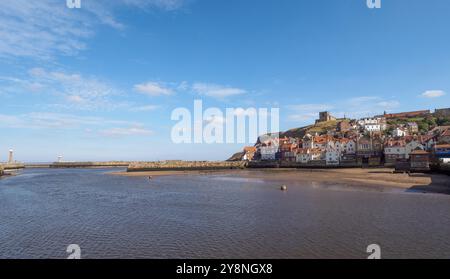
(8, 149, 13, 164)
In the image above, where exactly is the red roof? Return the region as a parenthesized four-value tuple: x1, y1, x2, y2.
(244, 146, 257, 152)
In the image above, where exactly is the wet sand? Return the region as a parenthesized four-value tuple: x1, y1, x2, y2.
(110, 168, 450, 194)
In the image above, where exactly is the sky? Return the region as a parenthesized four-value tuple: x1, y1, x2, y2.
(1, 0, 450, 162)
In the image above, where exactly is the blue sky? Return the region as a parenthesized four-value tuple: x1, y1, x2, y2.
(1, 0, 450, 162)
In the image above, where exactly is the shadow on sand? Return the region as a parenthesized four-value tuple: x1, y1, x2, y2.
(407, 171, 450, 195)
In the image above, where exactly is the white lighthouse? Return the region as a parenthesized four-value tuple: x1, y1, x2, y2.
(8, 149, 13, 164)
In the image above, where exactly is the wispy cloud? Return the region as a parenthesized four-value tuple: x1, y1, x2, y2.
(100, 126, 153, 137)
(120, 0, 186, 11)
(0, 0, 91, 59)
(0, 112, 132, 129)
(130, 105, 160, 111)
(1, 68, 169, 112)
(0, 0, 188, 60)
(421, 90, 446, 98)
(134, 82, 174, 96)
(28, 67, 122, 110)
(192, 83, 246, 99)
(0, 112, 152, 138)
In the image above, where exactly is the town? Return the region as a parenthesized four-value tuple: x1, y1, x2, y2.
(230, 108, 450, 173)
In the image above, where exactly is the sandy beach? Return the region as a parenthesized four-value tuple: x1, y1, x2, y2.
(110, 168, 450, 194)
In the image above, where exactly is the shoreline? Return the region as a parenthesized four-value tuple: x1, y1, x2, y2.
(109, 168, 450, 194)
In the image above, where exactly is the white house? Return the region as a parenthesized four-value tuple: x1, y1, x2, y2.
(357, 117, 387, 132)
(340, 139, 356, 154)
(325, 141, 341, 165)
(302, 134, 314, 149)
(296, 148, 322, 163)
(364, 124, 382, 132)
(384, 140, 407, 163)
(260, 144, 278, 161)
(392, 127, 408, 137)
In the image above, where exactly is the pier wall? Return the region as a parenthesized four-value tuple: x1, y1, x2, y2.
(2, 163, 25, 170)
(50, 162, 130, 168)
(127, 161, 247, 172)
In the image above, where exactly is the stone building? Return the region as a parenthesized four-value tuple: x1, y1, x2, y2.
(316, 111, 336, 123)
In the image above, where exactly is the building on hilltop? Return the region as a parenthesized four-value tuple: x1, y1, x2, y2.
(382, 110, 431, 119)
(435, 108, 450, 117)
(315, 111, 336, 124)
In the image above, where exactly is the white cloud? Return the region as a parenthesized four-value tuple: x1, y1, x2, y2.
(66, 95, 86, 103)
(7, 68, 123, 110)
(0, 112, 136, 129)
(130, 105, 160, 111)
(376, 100, 400, 109)
(0, 112, 152, 138)
(421, 90, 446, 98)
(121, 0, 186, 11)
(192, 83, 246, 98)
(100, 127, 153, 137)
(134, 82, 174, 96)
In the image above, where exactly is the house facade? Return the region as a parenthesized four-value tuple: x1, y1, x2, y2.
(260, 143, 278, 161)
(384, 139, 406, 164)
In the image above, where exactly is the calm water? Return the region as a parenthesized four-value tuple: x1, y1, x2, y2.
(1, 168, 450, 259)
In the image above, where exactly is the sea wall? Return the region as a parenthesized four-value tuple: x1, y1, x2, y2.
(0, 165, 4, 176)
(50, 162, 131, 168)
(2, 163, 25, 170)
(127, 161, 247, 172)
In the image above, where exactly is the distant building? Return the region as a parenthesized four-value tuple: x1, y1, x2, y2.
(316, 111, 336, 123)
(280, 143, 297, 162)
(435, 108, 450, 117)
(242, 147, 257, 161)
(407, 122, 419, 134)
(405, 139, 424, 159)
(356, 135, 383, 165)
(260, 143, 278, 161)
(337, 120, 351, 133)
(296, 148, 323, 163)
(383, 110, 431, 119)
(392, 127, 408, 137)
(384, 139, 406, 164)
(433, 144, 450, 163)
(438, 128, 450, 144)
(326, 142, 340, 165)
(410, 150, 430, 172)
(357, 117, 387, 132)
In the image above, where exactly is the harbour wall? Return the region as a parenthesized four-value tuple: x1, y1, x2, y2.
(49, 162, 131, 168)
(127, 161, 247, 172)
